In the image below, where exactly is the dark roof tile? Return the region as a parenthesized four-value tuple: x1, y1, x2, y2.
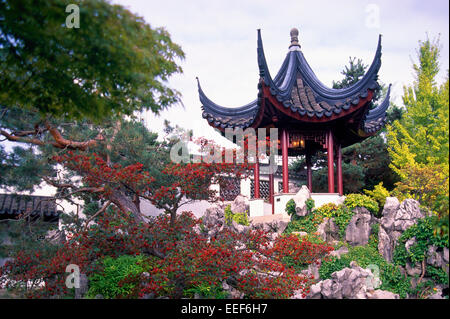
(197, 29, 390, 136)
(0, 194, 62, 218)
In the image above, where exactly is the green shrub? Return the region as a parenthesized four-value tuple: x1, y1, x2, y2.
(315, 203, 339, 218)
(87, 255, 147, 299)
(184, 282, 229, 299)
(283, 212, 322, 234)
(393, 215, 448, 267)
(285, 199, 296, 217)
(224, 205, 249, 226)
(332, 206, 355, 239)
(284, 202, 354, 239)
(364, 182, 390, 216)
(426, 266, 449, 285)
(306, 198, 315, 214)
(314, 203, 354, 239)
(344, 193, 379, 215)
(368, 223, 380, 251)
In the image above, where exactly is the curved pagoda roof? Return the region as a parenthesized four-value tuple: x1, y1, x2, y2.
(198, 28, 390, 142)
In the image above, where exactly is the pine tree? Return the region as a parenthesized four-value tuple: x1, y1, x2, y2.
(0, 0, 185, 220)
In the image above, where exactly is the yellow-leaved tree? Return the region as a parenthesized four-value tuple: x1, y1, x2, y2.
(387, 37, 449, 236)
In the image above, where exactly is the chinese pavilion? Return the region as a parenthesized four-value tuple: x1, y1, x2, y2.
(197, 28, 390, 210)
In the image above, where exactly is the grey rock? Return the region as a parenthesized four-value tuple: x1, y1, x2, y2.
(444, 247, 449, 263)
(405, 237, 417, 253)
(405, 261, 423, 277)
(75, 273, 89, 299)
(307, 263, 375, 299)
(230, 195, 249, 215)
(203, 204, 224, 227)
(293, 185, 311, 217)
(317, 218, 340, 242)
(222, 281, 230, 291)
(0, 257, 13, 268)
(307, 260, 321, 280)
(427, 285, 445, 299)
(378, 198, 424, 262)
(231, 220, 248, 234)
(382, 197, 401, 218)
(426, 245, 448, 273)
(366, 290, 400, 299)
(377, 226, 392, 261)
(428, 292, 445, 299)
(308, 283, 322, 299)
(345, 207, 372, 246)
(251, 219, 288, 234)
(330, 246, 349, 259)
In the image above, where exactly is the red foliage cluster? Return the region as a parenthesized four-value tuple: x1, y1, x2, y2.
(52, 152, 155, 196)
(271, 234, 334, 267)
(0, 210, 333, 299)
(52, 150, 252, 215)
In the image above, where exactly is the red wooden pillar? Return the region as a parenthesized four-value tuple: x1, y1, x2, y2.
(337, 143, 343, 196)
(327, 130, 335, 193)
(281, 129, 289, 193)
(306, 151, 312, 192)
(269, 173, 274, 214)
(254, 144, 260, 199)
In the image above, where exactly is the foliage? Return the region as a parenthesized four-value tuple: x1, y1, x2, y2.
(1, 209, 331, 299)
(224, 205, 249, 226)
(184, 282, 229, 299)
(306, 198, 315, 214)
(332, 57, 368, 89)
(272, 234, 333, 275)
(314, 203, 338, 218)
(391, 164, 449, 223)
(393, 215, 448, 267)
(426, 266, 449, 285)
(386, 36, 449, 234)
(318, 215, 449, 298)
(0, 0, 184, 121)
(44, 130, 251, 226)
(284, 211, 322, 235)
(368, 223, 380, 251)
(364, 182, 390, 215)
(87, 255, 147, 299)
(284, 202, 355, 239)
(314, 203, 355, 239)
(285, 199, 297, 217)
(332, 206, 355, 239)
(344, 193, 379, 215)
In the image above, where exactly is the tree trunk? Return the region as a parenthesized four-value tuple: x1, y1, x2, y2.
(109, 189, 144, 223)
(169, 207, 177, 229)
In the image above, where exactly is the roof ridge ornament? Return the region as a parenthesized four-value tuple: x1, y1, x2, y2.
(289, 27, 301, 51)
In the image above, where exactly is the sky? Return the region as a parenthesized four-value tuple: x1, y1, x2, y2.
(112, 0, 449, 144)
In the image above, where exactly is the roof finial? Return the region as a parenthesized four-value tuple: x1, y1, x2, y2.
(289, 27, 300, 49)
